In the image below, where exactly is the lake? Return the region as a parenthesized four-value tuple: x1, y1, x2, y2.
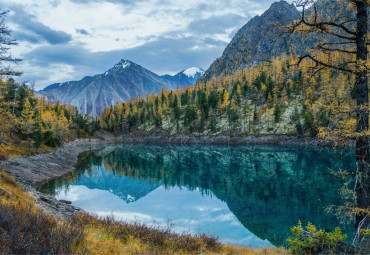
(38, 145, 356, 248)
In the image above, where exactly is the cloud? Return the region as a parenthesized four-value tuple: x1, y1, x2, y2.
(1, 0, 288, 89)
(7, 4, 72, 45)
(69, 0, 141, 4)
(22, 34, 226, 89)
(187, 14, 247, 35)
(75, 28, 89, 35)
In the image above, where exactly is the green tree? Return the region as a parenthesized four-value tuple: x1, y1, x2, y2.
(184, 105, 197, 126)
(20, 98, 35, 151)
(274, 103, 282, 123)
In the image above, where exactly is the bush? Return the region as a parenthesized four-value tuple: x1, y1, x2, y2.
(287, 221, 347, 254)
(0, 201, 86, 254)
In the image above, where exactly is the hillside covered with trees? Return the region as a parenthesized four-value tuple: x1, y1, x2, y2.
(0, 78, 98, 159)
(99, 53, 356, 142)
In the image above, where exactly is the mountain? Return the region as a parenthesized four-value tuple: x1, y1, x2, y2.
(162, 67, 204, 87)
(38, 60, 203, 117)
(201, 0, 307, 81)
(75, 165, 160, 203)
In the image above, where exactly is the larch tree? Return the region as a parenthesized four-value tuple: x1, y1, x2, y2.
(287, 0, 369, 246)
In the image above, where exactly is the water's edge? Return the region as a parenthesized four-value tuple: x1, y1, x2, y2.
(91, 131, 355, 147)
(0, 133, 353, 219)
(0, 142, 91, 218)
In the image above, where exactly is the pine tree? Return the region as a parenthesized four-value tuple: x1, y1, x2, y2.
(20, 98, 35, 151)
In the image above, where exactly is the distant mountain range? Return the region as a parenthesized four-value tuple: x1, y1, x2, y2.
(75, 165, 160, 203)
(37, 60, 204, 117)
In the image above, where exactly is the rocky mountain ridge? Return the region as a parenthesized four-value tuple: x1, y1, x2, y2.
(201, 0, 308, 81)
(38, 60, 203, 117)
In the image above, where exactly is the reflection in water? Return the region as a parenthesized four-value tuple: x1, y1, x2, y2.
(39, 145, 356, 247)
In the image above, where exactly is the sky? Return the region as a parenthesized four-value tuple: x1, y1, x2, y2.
(2, 0, 283, 90)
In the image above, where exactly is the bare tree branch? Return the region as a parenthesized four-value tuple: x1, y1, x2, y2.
(297, 54, 354, 73)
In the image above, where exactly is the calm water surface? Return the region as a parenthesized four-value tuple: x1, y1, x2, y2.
(39, 145, 356, 247)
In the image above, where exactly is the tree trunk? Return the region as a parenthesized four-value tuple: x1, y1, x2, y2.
(354, 0, 369, 244)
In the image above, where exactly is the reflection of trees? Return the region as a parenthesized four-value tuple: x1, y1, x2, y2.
(39, 145, 356, 246)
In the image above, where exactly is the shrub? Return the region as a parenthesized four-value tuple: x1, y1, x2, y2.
(287, 221, 347, 254)
(0, 201, 87, 254)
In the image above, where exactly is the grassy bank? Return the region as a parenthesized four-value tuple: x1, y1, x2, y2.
(0, 167, 287, 254)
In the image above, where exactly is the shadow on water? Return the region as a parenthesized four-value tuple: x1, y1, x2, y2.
(39, 145, 356, 247)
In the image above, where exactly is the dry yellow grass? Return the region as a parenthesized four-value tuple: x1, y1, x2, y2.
(0, 167, 34, 204)
(222, 245, 288, 255)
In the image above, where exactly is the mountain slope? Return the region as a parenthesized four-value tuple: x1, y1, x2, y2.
(201, 0, 305, 81)
(38, 60, 202, 117)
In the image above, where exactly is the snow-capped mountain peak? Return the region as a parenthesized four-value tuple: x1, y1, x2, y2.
(107, 59, 134, 74)
(121, 60, 131, 69)
(183, 67, 204, 78)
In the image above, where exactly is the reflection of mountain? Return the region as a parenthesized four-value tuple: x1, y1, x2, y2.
(74, 165, 160, 203)
(40, 145, 356, 246)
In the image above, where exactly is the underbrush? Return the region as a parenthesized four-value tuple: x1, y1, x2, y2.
(0, 138, 54, 160)
(0, 168, 87, 254)
(0, 202, 87, 254)
(287, 221, 353, 255)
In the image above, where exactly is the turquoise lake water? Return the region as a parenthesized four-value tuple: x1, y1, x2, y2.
(39, 145, 356, 247)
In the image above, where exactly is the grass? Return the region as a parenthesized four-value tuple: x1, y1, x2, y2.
(0, 166, 288, 255)
(0, 136, 55, 161)
(79, 213, 288, 255)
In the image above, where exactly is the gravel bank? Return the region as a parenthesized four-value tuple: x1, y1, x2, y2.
(0, 142, 93, 218)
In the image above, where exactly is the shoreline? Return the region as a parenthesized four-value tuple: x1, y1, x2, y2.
(111, 134, 354, 147)
(0, 143, 90, 218)
(0, 134, 353, 218)
(80, 131, 355, 147)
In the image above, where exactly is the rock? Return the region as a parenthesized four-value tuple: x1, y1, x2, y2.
(59, 200, 72, 205)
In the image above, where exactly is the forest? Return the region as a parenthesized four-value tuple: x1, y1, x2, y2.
(0, 78, 98, 159)
(99, 53, 357, 143)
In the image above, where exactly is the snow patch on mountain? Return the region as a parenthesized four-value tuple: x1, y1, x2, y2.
(122, 61, 131, 69)
(183, 67, 204, 78)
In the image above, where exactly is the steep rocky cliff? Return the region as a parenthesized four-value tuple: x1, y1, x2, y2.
(201, 1, 308, 81)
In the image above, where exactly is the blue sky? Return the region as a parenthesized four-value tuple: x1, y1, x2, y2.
(2, 0, 285, 89)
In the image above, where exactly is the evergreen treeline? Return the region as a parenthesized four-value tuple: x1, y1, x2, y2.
(0, 78, 100, 159)
(99, 53, 355, 139)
